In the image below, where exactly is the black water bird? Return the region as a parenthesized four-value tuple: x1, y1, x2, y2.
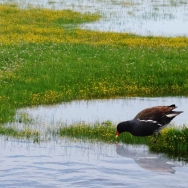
(116, 104, 183, 137)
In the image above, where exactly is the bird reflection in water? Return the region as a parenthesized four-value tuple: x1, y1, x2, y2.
(116, 144, 180, 174)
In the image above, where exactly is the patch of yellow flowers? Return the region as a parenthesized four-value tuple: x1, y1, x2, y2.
(0, 4, 188, 47)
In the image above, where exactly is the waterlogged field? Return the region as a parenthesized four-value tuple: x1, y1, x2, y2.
(1, 0, 188, 36)
(0, 3, 188, 145)
(0, 2, 188, 186)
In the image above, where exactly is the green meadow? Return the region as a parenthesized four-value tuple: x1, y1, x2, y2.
(0, 4, 188, 159)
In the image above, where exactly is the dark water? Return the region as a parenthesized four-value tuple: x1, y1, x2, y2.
(0, 137, 188, 188)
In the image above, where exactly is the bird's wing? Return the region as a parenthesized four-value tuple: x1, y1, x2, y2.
(134, 104, 177, 121)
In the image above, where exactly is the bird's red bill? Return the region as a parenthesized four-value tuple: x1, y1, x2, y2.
(116, 131, 119, 137)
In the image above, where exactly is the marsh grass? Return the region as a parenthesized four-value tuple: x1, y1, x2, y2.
(59, 121, 151, 144)
(0, 124, 40, 142)
(149, 126, 188, 160)
(0, 125, 18, 136)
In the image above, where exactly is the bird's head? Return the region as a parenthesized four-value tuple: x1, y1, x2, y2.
(116, 121, 131, 138)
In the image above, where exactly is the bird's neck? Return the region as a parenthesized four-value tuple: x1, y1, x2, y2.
(126, 121, 133, 132)
(120, 121, 133, 133)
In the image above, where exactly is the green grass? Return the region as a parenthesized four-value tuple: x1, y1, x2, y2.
(1, 43, 188, 123)
(149, 126, 188, 161)
(0, 126, 18, 136)
(0, 124, 40, 141)
(60, 121, 150, 144)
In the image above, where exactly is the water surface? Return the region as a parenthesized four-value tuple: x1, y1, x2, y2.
(16, 97, 188, 127)
(0, 137, 188, 187)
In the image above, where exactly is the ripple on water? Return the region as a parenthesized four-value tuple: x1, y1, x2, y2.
(0, 137, 188, 187)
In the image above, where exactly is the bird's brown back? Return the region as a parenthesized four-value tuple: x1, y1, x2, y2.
(134, 105, 176, 121)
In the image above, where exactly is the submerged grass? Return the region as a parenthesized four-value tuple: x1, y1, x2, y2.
(0, 125, 40, 141)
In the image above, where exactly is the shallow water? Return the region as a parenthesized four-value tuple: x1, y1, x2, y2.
(16, 97, 188, 128)
(1, 0, 188, 36)
(3, 97, 188, 187)
(0, 137, 188, 187)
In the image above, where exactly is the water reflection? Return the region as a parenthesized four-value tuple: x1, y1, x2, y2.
(16, 97, 188, 126)
(1, 137, 188, 187)
(116, 144, 180, 174)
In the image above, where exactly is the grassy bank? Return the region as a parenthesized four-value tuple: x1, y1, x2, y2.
(149, 126, 188, 160)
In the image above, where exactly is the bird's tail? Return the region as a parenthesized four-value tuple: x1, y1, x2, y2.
(165, 111, 183, 118)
